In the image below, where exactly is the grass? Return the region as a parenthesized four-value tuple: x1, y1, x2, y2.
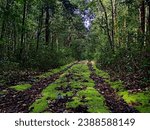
(10, 84, 32, 91)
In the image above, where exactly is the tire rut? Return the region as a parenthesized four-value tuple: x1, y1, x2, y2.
(88, 62, 139, 113)
(0, 63, 77, 113)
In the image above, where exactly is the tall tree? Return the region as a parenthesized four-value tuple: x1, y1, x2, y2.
(20, 0, 27, 61)
(97, 0, 114, 51)
(140, 0, 146, 48)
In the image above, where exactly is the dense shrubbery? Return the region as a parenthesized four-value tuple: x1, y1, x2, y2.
(96, 46, 150, 74)
(0, 46, 75, 72)
(95, 45, 150, 88)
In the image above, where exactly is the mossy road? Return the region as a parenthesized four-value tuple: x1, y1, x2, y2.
(0, 62, 76, 112)
(0, 61, 150, 113)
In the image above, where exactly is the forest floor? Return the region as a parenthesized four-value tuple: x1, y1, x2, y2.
(0, 61, 150, 113)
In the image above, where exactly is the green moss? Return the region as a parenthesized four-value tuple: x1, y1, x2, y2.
(55, 76, 67, 84)
(86, 97, 109, 113)
(84, 82, 95, 88)
(10, 84, 32, 91)
(36, 63, 71, 79)
(67, 63, 94, 89)
(77, 87, 100, 97)
(93, 65, 110, 79)
(106, 80, 124, 91)
(67, 87, 109, 113)
(119, 91, 150, 113)
(37, 72, 53, 79)
(42, 83, 59, 100)
(66, 97, 82, 108)
(0, 91, 5, 95)
(70, 81, 82, 89)
(118, 91, 137, 103)
(29, 83, 60, 113)
(64, 91, 74, 97)
(30, 62, 109, 113)
(29, 97, 48, 113)
(66, 64, 109, 113)
(135, 106, 150, 113)
(79, 87, 109, 113)
(0, 79, 6, 85)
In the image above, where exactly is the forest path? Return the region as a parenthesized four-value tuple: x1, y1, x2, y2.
(88, 62, 138, 113)
(0, 63, 76, 112)
(28, 61, 139, 113)
(0, 61, 144, 113)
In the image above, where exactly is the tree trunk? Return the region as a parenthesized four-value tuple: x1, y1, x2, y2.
(147, 1, 150, 46)
(45, 5, 50, 45)
(20, 0, 27, 61)
(140, 0, 146, 48)
(0, 0, 10, 39)
(36, 7, 44, 51)
(98, 0, 114, 51)
(110, 0, 115, 49)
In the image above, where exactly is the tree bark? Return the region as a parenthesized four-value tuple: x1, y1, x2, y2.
(98, 0, 114, 51)
(140, 0, 146, 48)
(110, 0, 115, 49)
(20, 0, 27, 60)
(45, 5, 50, 45)
(36, 7, 44, 51)
(147, 1, 150, 46)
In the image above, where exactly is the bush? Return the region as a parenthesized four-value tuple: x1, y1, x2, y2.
(0, 60, 19, 72)
(25, 46, 74, 71)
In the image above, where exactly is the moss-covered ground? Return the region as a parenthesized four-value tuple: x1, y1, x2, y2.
(29, 62, 109, 113)
(93, 63, 150, 113)
(36, 63, 73, 79)
(1, 61, 149, 113)
(10, 84, 32, 91)
(6, 63, 74, 92)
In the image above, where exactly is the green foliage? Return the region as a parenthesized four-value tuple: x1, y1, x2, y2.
(10, 84, 32, 91)
(0, 0, 83, 71)
(0, 61, 19, 72)
(26, 47, 74, 70)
